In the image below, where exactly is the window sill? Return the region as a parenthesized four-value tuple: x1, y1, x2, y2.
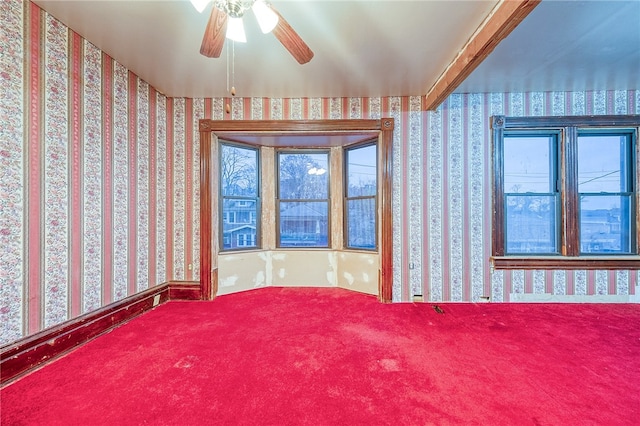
(277, 247, 379, 254)
(343, 248, 379, 254)
(219, 248, 380, 255)
(220, 247, 263, 254)
(491, 256, 640, 270)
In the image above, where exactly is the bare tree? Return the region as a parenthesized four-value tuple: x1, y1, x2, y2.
(279, 153, 326, 199)
(221, 145, 257, 196)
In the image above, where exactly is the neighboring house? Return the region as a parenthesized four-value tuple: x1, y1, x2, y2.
(223, 199, 351, 248)
(223, 224, 257, 249)
(279, 203, 328, 247)
(223, 200, 257, 249)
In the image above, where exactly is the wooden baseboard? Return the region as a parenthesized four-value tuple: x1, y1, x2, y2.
(168, 281, 202, 300)
(1, 281, 201, 386)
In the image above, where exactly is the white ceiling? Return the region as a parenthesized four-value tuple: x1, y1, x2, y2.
(456, 0, 640, 94)
(33, 0, 640, 101)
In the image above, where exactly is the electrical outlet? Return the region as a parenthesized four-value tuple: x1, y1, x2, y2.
(153, 294, 160, 307)
(188, 263, 193, 271)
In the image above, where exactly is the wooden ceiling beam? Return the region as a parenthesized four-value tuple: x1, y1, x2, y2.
(423, 0, 541, 111)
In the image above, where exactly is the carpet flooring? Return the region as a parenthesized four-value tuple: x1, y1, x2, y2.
(2, 287, 639, 425)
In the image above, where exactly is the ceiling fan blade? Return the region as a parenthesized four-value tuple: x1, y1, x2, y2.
(271, 9, 314, 64)
(200, 6, 228, 58)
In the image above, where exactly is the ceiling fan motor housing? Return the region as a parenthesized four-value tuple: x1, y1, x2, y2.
(214, 0, 256, 18)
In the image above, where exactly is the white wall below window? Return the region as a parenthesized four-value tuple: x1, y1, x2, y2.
(217, 250, 378, 296)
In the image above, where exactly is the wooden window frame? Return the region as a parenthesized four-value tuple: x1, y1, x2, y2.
(276, 149, 331, 249)
(344, 140, 378, 251)
(491, 115, 640, 270)
(219, 141, 261, 252)
(199, 119, 395, 301)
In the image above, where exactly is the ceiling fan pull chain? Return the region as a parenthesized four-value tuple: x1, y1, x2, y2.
(225, 39, 231, 114)
(231, 40, 236, 97)
(226, 39, 230, 93)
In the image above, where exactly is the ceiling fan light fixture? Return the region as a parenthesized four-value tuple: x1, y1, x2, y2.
(226, 16, 247, 42)
(214, 0, 253, 18)
(190, 0, 211, 13)
(201, 0, 314, 64)
(252, 0, 279, 34)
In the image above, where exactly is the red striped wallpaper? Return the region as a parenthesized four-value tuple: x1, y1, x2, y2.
(1, 0, 639, 346)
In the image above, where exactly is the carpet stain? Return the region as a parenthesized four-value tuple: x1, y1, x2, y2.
(378, 358, 402, 372)
(341, 323, 397, 346)
(173, 355, 199, 369)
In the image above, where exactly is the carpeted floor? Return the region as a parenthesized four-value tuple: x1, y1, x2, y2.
(2, 287, 639, 425)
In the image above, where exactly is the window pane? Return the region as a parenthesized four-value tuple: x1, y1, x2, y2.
(279, 201, 328, 247)
(506, 195, 558, 254)
(222, 198, 257, 250)
(580, 195, 632, 254)
(346, 145, 377, 197)
(279, 153, 328, 199)
(221, 144, 258, 197)
(504, 136, 554, 193)
(578, 135, 630, 193)
(346, 198, 376, 249)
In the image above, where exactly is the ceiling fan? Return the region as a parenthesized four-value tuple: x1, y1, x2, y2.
(192, 0, 314, 64)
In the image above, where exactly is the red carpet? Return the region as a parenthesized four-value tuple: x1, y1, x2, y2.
(2, 287, 639, 425)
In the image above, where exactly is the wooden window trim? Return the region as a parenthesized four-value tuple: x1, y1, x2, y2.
(219, 141, 261, 252)
(491, 115, 640, 270)
(491, 256, 640, 270)
(344, 140, 378, 251)
(276, 150, 331, 249)
(199, 119, 395, 302)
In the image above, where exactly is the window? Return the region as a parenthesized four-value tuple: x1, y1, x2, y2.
(220, 142, 260, 250)
(345, 143, 377, 250)
(277, 151, 330, 248)
(492, 115, 639, 268)
(578, 133, 634, 254)
(503, 133, 559, 254)
(200, 119, 395, 301)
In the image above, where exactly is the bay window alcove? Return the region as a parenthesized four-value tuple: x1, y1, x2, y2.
(199, 119, 394, 302)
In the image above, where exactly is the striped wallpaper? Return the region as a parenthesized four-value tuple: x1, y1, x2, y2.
(1, 0, 638, 346)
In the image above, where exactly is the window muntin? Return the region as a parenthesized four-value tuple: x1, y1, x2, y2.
(503, 134, 559, 255)
(492, 115, 638, 264)
(578, 133, 634, 254)
(277, 151, 330, 248)
(220, 143, 260, 251)
(345, 143, 377, 250)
